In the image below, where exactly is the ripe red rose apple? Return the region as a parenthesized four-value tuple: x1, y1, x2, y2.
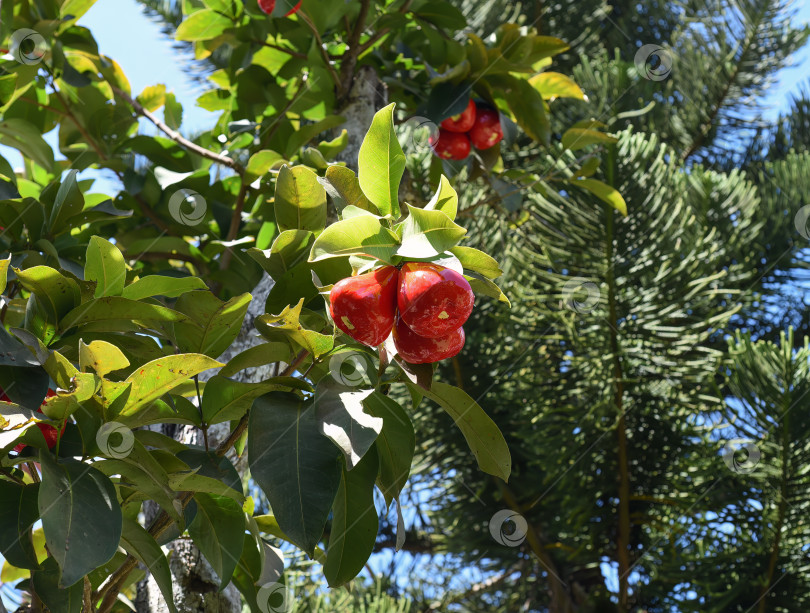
(330, 266, 398, 347)
(393, 316, 465, 364)
(430, 129, 471, 160)
(12, 389, 64, 452)
(469, 107, 503, 150)
(440, 99, 476, 133)
(398, 262, 474, 338)
(258, 0, 301, 15)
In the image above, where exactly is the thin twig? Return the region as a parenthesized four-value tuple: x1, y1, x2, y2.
(219, 181, 250, 271)
(297, 11, 342, 91)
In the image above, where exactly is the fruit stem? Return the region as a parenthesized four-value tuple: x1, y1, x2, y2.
(26, 461, 40, 483)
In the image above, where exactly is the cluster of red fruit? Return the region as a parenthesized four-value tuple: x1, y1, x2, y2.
(257, 0, 301, 16)
(329, 263, 475, 364)
(1, 388, 64, 452)
(430, 100, 504, 161)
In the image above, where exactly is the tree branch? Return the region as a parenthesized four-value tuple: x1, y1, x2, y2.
(111, 85, 244, 176)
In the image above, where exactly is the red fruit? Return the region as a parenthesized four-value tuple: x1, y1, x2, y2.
(330, 267, 398, 347)
(429, 129, 471, 160)
(469, 107, 503, 150)
(258, 0, 301, 15)
(440, 99, 476, 133)
(398, 262, 474, 338)
(285, 0, 302, 15)
(13, 389, 64, 453)
(393, 317, 465, 364)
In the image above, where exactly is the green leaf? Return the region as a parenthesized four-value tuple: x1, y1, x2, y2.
(274, 165, 327, 233)
(0, 118, 54, 171)
(60, 297, 188, 331)
(136, 84, 167, 112)
(246, 150, 284, 181)
(410, 381, 512, 481)
(85, 236, 126, 297)
(255, 298, 333, 358)
(488, 75, 550, 145)
(14, 266, 80, 322)
(60, 0, 98, 19)
(166, 472, 244, 504)
(0, 481, 40, 569)
(38, 456, 122, 587)
(396, 204, 466, 259)
(50, 170, 85, 232)
(31, 558, 83, 613)
(120, 518, 177, 613)
(324, 166, 378, 215)
(0, 255, 11, 295)
(247, 230, 314, 279)
(248, 393, 342, 556)
(163, 93, 183, 131)
(219, 342, 291, 378)
(284, 115, 346, 158)
(173, 291, 251, 359)
(314, 379, 380, 469)
(358, 103, 405, 218)
(318, 130, 349, 160)
(187, 493, 245, 589)
(465, 275, 510, 306)
(309, 216, 400, 264)
(121, 275, 207, 300)
(529, 72, 586, 100)
(175, 8, 232, 41)
(39, 372, 99, 420)
(561, 128, 618, 151)
(424, 175, 458, 220)
(201, 374, 310, 425)
(364, 391, 415, 507)
(324, 447, 379, 587)
(113, 354, 222, 421)
(571, 178, 627, 216)
(450, 246, 503, 279)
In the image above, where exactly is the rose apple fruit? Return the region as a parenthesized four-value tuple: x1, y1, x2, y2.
(398, 262, 474, 338)
(440, 99, 476, 133)
(12, 389, 64, 452)
(258, 0, 301, 15)
(469, 107, 503, 150)
(430, 129, 471, 160)
(393, 317, 465, 364)
(330, 266, 398, 347)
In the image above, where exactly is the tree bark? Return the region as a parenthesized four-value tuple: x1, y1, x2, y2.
(334, 65, 388, 170)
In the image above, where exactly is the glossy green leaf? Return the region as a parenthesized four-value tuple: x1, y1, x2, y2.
(60, 0, 98, 19)
(410, 381, 511, 481)
(0, 255, 10, 295)
(274, 165, 327, 233)
(121, 275, 207, 301)
(0, 118, 54, 171)
(246, 150, 283, 181)
(424, 175, 458, 220)
(255, 298, 333, 358)
(529, 72, 586, 100)
(85, 236, 126, 297)
(201, 374, 310, 425)
(14, 266, 80, 322)
(219, 342, 291, 378)
(173, 291, 252, 358)
(561, 128, 618, 151)
(38, 455, 122, 587)
(120, 518, 177, 613)
(309, 216, 400, 264)
(31, 558, 82, 613)
(396, 204, 466, 259)
(364, 391, 415, 507)
(50, 170, 85, 232)
(175, 8, 232, 41)
(248, 393, 342, 556)
(60, 297, 188, 331)
(571, 178, 627, 216)
(187, 493, 245, 589)
(450, 246, 503, 279)
(0, 481, 40, 569)
(489, 75, 550, 145)
(465, 274, 510, 306)
(314, 379, 380, 469)
(247, 229, 314, 279)
(358, 103, 405, 218)
(324, 166, 378, 215)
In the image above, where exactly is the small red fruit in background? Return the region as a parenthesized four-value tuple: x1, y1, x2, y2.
(393, 317, 465, 364)
(469, 107, 503, 150)
(398, 262, 474, 338)
(258, 0, 301, 15)
(430, 130, 471, 160)
(440, 99, 476, 133)
(330, 266, 398, 347)
(11, 389, 64, 452)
